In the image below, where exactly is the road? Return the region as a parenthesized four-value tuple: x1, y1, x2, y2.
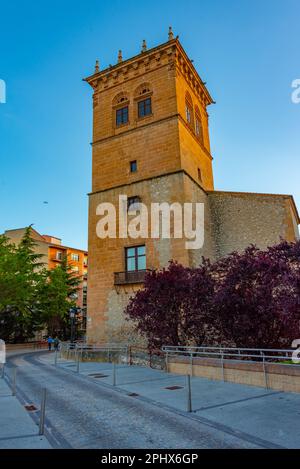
(5, 351, 261, 449)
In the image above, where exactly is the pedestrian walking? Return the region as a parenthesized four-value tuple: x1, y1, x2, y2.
(47, 336, 53, 351)
(53, 337, 60, 351)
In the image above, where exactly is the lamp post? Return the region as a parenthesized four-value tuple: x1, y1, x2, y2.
(69, 308, 76, 345)
(69, 293, 78, 346)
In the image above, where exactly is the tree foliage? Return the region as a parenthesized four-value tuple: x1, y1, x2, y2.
(125, 241, 300, 350)
(125, 261, 216, 350)
(0, 227, 80, 342)
(38, 257, 80, 338)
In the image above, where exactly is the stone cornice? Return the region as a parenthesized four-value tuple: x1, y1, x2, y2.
(88, 169, 208, 197)
(83, 39, 214, 107)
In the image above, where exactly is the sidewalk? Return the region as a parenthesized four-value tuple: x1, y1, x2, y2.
(41, 352, 300, 449)
(0, 376, 51, 449)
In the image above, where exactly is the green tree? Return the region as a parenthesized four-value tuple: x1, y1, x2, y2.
(0, 227, 46, 342)
(38, 257, 81, 338)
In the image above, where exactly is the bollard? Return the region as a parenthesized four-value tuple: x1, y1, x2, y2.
(54, 349, 58, 367)
(221, 353, 225, 381)
(190, 353, 193, 377)
(262, 355, 268, 389)
(1, 363, 4, 379)
(12, 367, 17, 396)
(39, 388, 47, 435)
(112, 362, 116, 386)
(165, 353, 169, 373)
(76, 351, 80, 373)
(186, 375, 192, 412)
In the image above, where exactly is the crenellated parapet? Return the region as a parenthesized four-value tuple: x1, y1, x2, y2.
(84, 29, 214, 109)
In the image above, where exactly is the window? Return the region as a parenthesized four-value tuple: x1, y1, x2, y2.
(185, 91, 194, 128)
(116, 106, 129, 126)
(138, 98, 152, 118)
(71, 266, 79, 272)
(198, 168, 202, 182)
(125, 245, 146, 272)
(186, 105, 192, 124)
(130, 160, 137, 173)
(127, 196, 141, 212)
(71, 253, 80, 262)
(195, 106, 203, 142)
(195, 117, 202, 137)
(56, 251, 63, 260)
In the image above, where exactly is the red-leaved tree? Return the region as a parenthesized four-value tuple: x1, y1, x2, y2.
(213, 245, 300, 348)
(125, 241, 300, 350)
(125, 261, 216, 350)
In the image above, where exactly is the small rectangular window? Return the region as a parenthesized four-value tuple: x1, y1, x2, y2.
(125, 245, 146, 272)
(130, 160, 137, 172)
(198, 168, 202, 182)
(116, 106, 129, 126)
(138, 98, 152, 118)
(128, 196, 141, 212)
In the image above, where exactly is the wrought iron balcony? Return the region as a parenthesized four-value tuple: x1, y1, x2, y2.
(114, 269, 150, 285)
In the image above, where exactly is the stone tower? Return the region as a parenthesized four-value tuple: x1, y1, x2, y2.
(85, 31, 299, 344)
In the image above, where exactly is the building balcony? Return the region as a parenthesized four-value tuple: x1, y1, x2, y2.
(114, 270, 150, 285)
(51, 257, 62, 262)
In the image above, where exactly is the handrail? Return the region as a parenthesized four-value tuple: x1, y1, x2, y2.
(161, 345, 296, 364)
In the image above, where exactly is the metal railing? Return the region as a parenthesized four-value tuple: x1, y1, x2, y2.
(161, 345, 297, 364)
(114, 270, 150, 285)
(58, 342, 129, 366)
(162, 345, 299, 390)
(57, 342, 165, 370)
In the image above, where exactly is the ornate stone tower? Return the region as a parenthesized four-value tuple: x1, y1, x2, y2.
(84, 30, 299, 344)
(84, 30, 216, 343)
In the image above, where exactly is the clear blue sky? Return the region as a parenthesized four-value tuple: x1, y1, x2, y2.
(0, 0, 299, 250)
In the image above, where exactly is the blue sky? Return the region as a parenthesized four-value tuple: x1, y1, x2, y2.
(0, 0, 299, 250)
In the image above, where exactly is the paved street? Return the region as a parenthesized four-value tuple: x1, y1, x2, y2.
(2, 350, 300, 449)
(0, 377, 51, 449)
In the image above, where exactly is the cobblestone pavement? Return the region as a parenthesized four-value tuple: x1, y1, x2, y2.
(4, 350, 294, 449)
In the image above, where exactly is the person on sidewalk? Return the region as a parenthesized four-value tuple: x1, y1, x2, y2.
(53, 337, 60, 351)
(47, 336, 53, 351)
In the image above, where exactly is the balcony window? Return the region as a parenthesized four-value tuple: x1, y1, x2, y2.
(126, 245, 146, 272)
(71, 253, 80, 262)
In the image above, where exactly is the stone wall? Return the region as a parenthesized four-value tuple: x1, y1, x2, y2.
(168, 356, 300, 393)
(208, 191, 299, 258)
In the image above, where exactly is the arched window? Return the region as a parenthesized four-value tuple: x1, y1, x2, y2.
(134, 83, 152, 98)
(195, 106, 203, 143)
(112, 92, 130, 127)
(134, 83, 153, 119)
(113, 92, 129, 106)
(185, 91, 194, 128)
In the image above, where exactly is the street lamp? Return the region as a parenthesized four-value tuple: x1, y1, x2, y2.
(69, 293, 78, 345)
